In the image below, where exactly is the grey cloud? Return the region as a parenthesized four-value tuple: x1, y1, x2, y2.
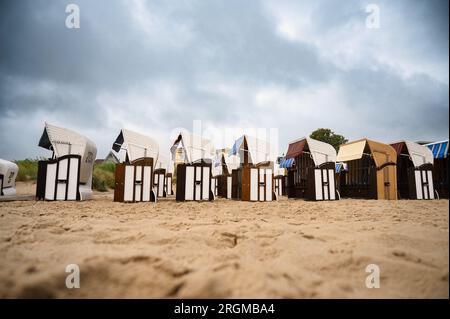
(0, 0, 448, 160)
(336, 68, 449, 140)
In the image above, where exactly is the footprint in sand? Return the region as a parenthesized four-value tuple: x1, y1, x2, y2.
(206, 231, 240, 248)
(391, 250, 437, 268)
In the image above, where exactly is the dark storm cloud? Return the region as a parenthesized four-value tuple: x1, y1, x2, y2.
(336, 68, 449, 138)
(0, 0, 448, 159)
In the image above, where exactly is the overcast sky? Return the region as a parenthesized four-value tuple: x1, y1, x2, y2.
(0, 0, 448, 160)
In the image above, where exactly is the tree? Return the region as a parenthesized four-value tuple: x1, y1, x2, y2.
(310, 128, 348, 151)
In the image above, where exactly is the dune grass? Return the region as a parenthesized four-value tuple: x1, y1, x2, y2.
(14, 159, 39, 181)
(92, 162, 116, 192)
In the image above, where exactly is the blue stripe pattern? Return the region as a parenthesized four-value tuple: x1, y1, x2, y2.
(279, 157, 294, 168)
(426, 140, 449, 159)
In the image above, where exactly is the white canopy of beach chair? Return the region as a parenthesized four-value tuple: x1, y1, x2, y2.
(224, 154, 240, 171)
(394, 140, 434, 167)
(305, 137, 336, 166)
(285, 137, 336, 166)
(112, 129, 159, 165)
(0, 159, 18, 196)
(170, 131, 215, 164)
(231, 135, 275, 165)
(38, 122, 97, 185)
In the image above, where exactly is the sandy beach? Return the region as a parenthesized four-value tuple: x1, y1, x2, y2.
(0, 182, 448, 298)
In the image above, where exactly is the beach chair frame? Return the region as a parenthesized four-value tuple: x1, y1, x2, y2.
(176, 162, 213, 201)
(114, 157, 155, 202)
(153, 168, 166, 198)
(231, 165, 274, 201)
(36, 154, 81, 201)
(337, 139, 397, 200)
(165, 172, 173, 196)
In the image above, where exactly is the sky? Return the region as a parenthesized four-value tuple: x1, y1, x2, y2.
(0, 0, 448, 160)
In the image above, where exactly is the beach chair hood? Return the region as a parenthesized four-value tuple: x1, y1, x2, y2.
(390, 140, 434, 167)
(38, 122, 97, 184)
(0, 159, 19, 193)
(112, 129, 159, 165)
(213, 152, 240, 176)
(285, 137, 336, 166)
(231, 135, 274, 165)
(170, 132, 215, 164)
(336, 138, 397, 168)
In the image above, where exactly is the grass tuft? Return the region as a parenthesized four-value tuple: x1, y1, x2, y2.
(92, 162, 116, 192)
(14, 159, 39, 181)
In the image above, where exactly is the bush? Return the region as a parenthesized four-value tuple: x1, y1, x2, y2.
(92, 162, 116, 192)
(310, 128, 348, 151)
(15, 159, 39, 181)
(92, 175, 108, 192)
(95, 161, 116, 173)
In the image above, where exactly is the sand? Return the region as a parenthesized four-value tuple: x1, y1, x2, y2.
(0, 182, 448, 298)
